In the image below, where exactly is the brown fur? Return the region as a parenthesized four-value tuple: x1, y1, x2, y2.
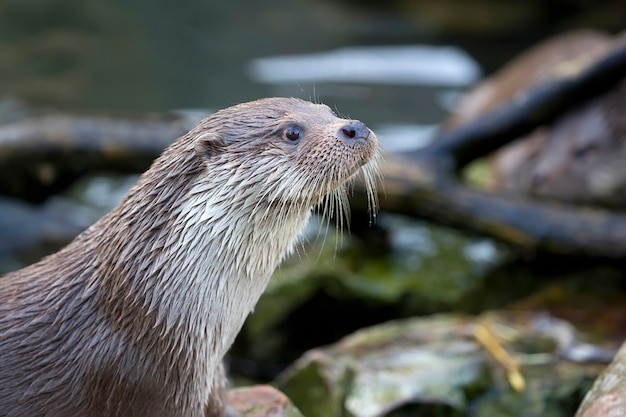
(0, 98, 379, 417)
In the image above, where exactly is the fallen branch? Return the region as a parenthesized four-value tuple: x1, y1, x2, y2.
(351, 155, 626, 258)
(0, 115, 192, 202)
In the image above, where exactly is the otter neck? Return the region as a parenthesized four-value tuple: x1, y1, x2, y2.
(156, 176, 313, 354)
(91, 155, 313, 381)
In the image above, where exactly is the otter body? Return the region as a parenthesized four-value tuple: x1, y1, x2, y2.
(0, 98, 379, 417)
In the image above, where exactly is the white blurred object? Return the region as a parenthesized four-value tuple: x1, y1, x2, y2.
(249, 45, 481, 86)
(375, 123, 439, 152)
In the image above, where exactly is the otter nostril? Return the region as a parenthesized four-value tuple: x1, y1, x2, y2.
(339, 121, 369, 141)
(342, 127, 356, 139)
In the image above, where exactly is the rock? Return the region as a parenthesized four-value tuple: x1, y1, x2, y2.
(576, 343, 626, 417)
(228, 385, 304, 417)
(276, 314, 485, 417)
(276, 313, 606, 417)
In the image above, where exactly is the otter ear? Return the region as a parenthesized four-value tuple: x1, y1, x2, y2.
(194, 132, 227, 158)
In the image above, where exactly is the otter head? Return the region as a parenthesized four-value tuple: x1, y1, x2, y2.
(189, 97, 380, 221)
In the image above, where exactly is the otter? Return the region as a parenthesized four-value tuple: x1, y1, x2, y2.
(0, 97, 379, 417)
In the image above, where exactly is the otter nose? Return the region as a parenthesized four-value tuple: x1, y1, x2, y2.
(339, 121, 370, 143)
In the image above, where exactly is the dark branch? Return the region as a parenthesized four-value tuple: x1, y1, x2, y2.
(0, 115, 192, 202)
(409, 42, 626, 171)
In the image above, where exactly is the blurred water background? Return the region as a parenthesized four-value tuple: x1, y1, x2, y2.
(1, 0, 622, 135)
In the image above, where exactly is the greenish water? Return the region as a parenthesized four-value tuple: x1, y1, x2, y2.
(0, 0, 489, 125)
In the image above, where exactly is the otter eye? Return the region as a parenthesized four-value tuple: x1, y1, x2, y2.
(284, 125, 303, 142)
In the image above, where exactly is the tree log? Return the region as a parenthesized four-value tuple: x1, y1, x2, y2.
(353, 154, 626, 258)
(0, 115, 192, 202)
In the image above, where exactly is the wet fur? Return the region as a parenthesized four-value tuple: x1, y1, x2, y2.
(0, 98, 379, 417)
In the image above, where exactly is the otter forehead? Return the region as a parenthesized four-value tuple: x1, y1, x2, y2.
(244, 97, 335, 117)
(218, 97, 334, 120)
(252, 97, 339, 126)
(200, 97, 347, 145)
